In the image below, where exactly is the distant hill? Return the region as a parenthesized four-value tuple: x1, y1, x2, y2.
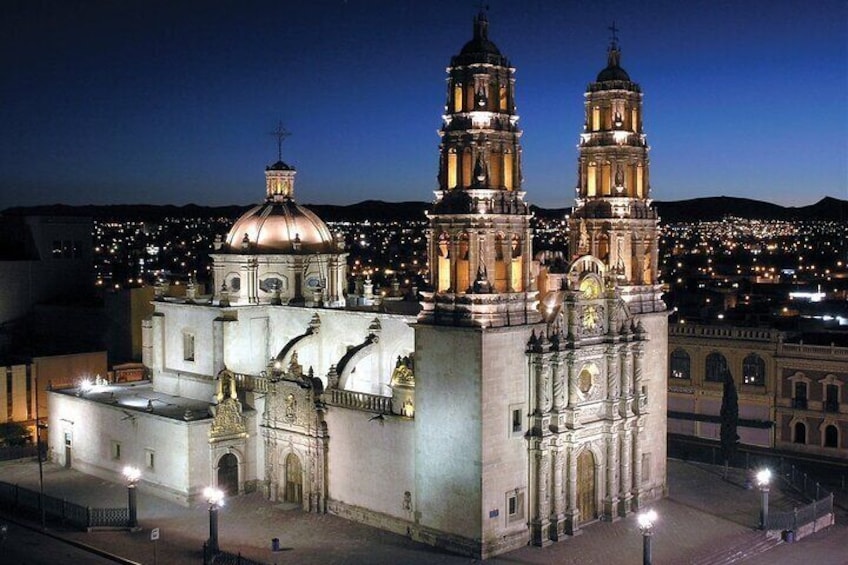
(3, 196, 846, 223)
(653, 196, 848, 223)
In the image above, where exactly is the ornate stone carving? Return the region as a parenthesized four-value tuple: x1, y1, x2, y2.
(210, 397, 247, 441)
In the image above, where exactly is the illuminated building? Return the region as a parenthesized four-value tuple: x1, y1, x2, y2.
(47, 13, 668, 559)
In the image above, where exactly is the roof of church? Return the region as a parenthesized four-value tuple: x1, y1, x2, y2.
(53, 381, 229, 422)
(266, 160, 294, 171)
(596, 46, 631, 82)
(225, 198, 338, 255)
(451, 11, 509, 67)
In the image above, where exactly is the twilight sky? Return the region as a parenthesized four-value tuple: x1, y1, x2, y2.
(2, 0, 846, 210)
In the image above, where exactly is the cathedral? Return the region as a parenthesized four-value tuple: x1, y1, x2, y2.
(48, 12, 667, 558)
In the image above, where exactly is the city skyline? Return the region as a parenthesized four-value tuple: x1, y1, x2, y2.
(2, 0, 846, 211)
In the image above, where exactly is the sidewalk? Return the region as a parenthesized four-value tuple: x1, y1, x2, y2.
(0, 458, 837, 564)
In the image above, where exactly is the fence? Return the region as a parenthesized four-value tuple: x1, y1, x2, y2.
(0, 481, 129, 529)
(668, 436, 835, 534)
(765, 462, 834, 532)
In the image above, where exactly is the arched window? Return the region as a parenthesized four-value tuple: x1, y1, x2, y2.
(742, 353, 765, 386)
(447, 149, 458, 189)
(670, 349, 690, 380)
(824, 425, 839, 448)
(705, 352, 727, 383)
(793, 422, 806, 444)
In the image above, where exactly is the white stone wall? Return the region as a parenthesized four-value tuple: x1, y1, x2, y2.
(48, 392, 209, 505)
(479, 326, 532, 549)
(637, 311, 668, 498)
(414, 325, 483, 542)
(149, 302, 415, 395)
(325, 408, 415, 520)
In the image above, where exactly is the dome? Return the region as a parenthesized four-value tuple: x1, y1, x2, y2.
(266, 160, 294, 171)
(595, 46, 631, 83)
(225, 198, 337, 254)
(596, 64, 631, 82)
(451, 11, 509, 67)
(460, 36, 501, 57)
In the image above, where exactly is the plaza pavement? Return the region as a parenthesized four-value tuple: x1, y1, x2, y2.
(0, 458, 845, 564)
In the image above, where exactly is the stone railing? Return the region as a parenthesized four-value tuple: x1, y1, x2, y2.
(777, 342, 848, 360)
(233, 372, 269, 394)
(669, 324, 778, 342)
(327, 389, 393, 414)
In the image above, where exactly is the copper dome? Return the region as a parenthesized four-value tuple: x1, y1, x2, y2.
(225, 198, 337, 254)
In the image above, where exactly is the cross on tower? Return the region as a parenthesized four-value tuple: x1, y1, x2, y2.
(608, 21, 620, 48)
(269, 121, 291, 163)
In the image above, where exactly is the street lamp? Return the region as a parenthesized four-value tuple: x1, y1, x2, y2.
(123, 466, 141, 529)
(638, 509, 658, 565)
(756, 468, 771, 530)
(204, 486, 225, 555)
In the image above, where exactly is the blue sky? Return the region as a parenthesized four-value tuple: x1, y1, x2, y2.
(2, 0, 846, 210)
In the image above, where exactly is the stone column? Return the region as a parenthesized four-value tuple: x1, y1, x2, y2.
(552, 354, 565, 413)
(621, 348, 633, 416)
(450, 235, 459, 293)
(564, 444, 581, 535)
(468, 231, 479, 292)
(631, 423, 643, 508)
(551, 444, 565, 540)
(505, 233, 514, 292)
(606, 345, 620, 404)
(619, 427, 633, 516)
(567, 352, 578, 409)
(633, 344, 645, 414)
(531, 444, 552, 546)
(604, 431, 620, 520)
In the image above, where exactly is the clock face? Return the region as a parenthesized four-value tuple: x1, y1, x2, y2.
(306, 276, 322, 290)
(579, 277, 601, 300)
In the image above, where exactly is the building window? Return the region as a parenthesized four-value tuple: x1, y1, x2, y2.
(793, 381, 808, 410)
(111, 441, 121, 460)
(793, 422, 806, 444)
(506, 488, 525, 524)
(641, 452, 651, 484)
(183, 333, 195, 362)
(509, 404, 524, 436)
(742, 353, 765, 386)
(145, 449, 155, 470)
(824, 425, 839, 448)
(670, 349, 690, 379)
(825, 384, 839, 413)
(705, 352, 727, 383)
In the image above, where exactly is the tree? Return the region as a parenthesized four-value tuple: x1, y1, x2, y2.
(719, 368, 740, 477)
(0, 422, 31, 447)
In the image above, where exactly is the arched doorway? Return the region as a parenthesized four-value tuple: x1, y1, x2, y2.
(285, 453, 303, 504)
(217, 453, 239, 496)
(576, 449, 596, 525)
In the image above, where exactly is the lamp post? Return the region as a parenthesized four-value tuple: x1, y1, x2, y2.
(757, 468, 771, 530)
(123, 466, 141, 529)
(204, 487, 225, 555)
(34, 376, 45, 529)
(638, 509, 658, 565)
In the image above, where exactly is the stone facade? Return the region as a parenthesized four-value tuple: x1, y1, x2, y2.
(44, 14, 669, 560)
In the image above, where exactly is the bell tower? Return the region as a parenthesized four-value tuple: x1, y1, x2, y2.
(570, 28, 663, 313)
(420, 10, 538, 327)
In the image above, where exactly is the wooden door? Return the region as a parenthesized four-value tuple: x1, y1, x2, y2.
(217, 453, 239, 496)
(576, 449, 596, 524)
(285, 453, 303, 504)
